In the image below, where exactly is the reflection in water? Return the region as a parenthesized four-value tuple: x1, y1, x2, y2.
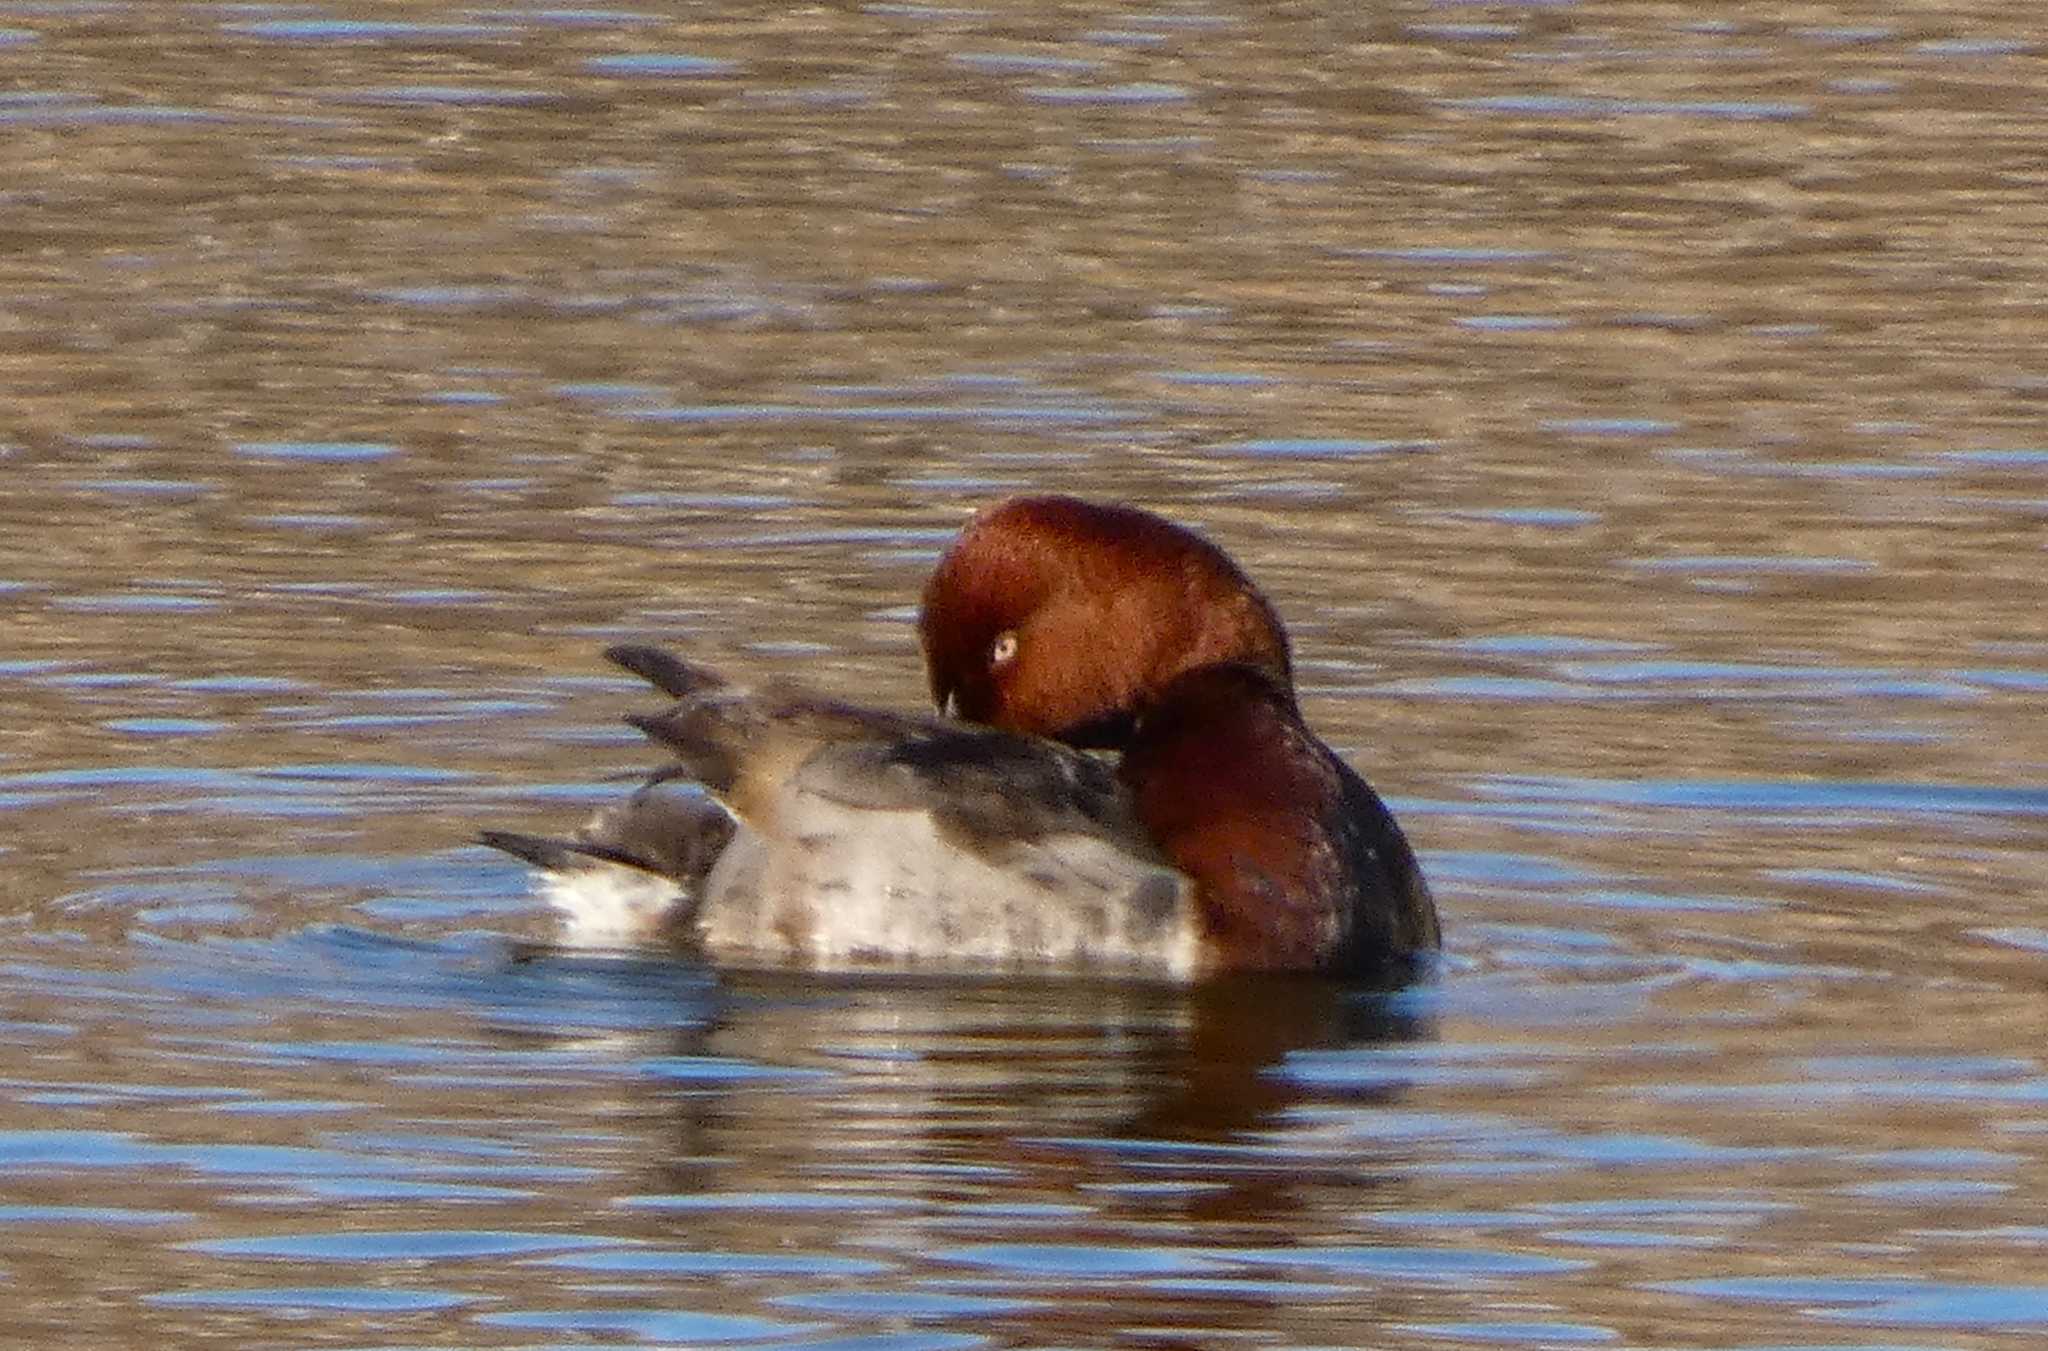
(491, 961, 1437, 1343)
(2, 0, 2047, 1346)
(527, 965, 1431, 1202)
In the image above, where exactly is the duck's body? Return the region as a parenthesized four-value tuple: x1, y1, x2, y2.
(485, 495, 1440, 981)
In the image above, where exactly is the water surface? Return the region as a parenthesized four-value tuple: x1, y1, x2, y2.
(3, 2, 2045, 1347)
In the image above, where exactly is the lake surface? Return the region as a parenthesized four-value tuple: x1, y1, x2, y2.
(3, 2, 2046, 1347)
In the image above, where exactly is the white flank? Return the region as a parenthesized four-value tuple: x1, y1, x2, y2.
(695, 801, 1206, 978)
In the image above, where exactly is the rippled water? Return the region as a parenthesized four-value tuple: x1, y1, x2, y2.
(4, 2, 2046, 1347)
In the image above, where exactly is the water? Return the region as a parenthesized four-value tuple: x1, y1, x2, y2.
(4, 1, 2046, 1347)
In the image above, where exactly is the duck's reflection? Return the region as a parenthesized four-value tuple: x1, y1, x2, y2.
(493, 956, 1435, 1340)
(515, 960, 1429, 1208)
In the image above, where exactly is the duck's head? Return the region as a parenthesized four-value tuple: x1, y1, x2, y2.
(919, 495, 1293, 748)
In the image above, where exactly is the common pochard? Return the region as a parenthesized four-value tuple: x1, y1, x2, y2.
(484, 496, 1438, 979)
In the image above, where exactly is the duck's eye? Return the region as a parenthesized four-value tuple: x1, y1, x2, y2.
(988, 631, 1019, 669)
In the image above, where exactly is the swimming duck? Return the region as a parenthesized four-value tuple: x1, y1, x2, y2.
(484, 496, 1438, 979)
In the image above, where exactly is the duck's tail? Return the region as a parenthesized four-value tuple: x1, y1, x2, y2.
(602, 644, 765, 797)
(486, 642, 931, 947)
(481, 778, 736, 950)
(603, 643, 726, 700)
(609, 643, 935, 808)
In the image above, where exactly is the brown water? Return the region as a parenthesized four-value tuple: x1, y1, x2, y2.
(3, 2, 2046, 1348)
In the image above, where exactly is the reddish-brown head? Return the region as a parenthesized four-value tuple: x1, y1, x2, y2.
(919, 496, 1293, 748)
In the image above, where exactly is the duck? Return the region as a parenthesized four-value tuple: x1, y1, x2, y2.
(483, 495, 1439, 980)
